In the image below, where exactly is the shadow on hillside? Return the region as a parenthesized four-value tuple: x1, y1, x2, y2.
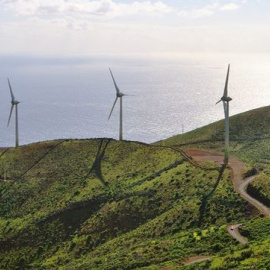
(84, 139, 111, 186)
(198, 163, 226, 227)
(19, 140, 68, 180)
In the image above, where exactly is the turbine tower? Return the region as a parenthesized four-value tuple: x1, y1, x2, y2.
(108, 68, 125, 141)
(7, 78, 20, 148)
(216, 64, 232, 165)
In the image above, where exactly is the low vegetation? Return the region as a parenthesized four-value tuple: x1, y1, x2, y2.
(0, 138, 249, 269)
(2, 105, 270, 268)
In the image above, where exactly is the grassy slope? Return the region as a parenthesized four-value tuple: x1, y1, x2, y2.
(0, 138, 249, 269)
(158, 105, 270, 164)
(2, 106, 270, 269)
(159, 105, 270, 145)
(158, 105, 270, 269)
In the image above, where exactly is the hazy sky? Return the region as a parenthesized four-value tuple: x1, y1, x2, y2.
(0, 0, 269, 57)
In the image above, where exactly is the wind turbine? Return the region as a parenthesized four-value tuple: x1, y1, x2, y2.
(7, 78, 20, 148)
(108, 68, 125, 141)
(216, 64, 232, 165)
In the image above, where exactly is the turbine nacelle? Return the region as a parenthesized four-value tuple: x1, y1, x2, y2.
(216, 96, 232, 104)
(12, 100, 20, 105)
(222, 96, 232, 102)
(117, 92, 124, 98)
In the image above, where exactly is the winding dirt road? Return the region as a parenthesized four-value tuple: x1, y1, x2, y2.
(238, 175, 270, 217)
(185, 148, 270, 243)
(178, 148, 270, 265)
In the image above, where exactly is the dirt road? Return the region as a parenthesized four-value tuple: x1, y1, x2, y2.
(238, 175, 270, 217)
(182, 255, 212, 265)
(179, 148, 270, 265)
(184, 148, 270, 243)
(227, 224, 248, 244)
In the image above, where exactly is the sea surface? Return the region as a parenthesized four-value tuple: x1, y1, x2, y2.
(0, 53, 269, 147)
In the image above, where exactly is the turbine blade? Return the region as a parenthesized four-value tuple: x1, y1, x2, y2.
(223, 64, 230, 97)
(108, 97, 118, 120)
(216, 99, 222, 105)
(7, 105, 14, 127)
(7, 78, 15, 101)
(109, 68, 120, 94)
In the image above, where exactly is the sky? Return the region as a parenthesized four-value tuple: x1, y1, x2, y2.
(0, 0, 270, 57)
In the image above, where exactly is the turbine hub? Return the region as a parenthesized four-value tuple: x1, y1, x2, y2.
(12, 100, 20, 105)
(117, 92, 124, 97)
(221, 96, 232, 102)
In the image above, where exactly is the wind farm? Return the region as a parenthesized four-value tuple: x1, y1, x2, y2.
(1, 55, 270, 147)
(3, 64, 237, 148)
(1, 0, 270, 268)
(2, 103, 270, 269)
(3, 61, 270, 269)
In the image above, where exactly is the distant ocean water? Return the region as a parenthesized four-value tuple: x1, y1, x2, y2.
(0, 53, 269, 147)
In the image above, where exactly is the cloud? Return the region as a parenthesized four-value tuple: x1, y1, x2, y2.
(3, 0, 173, 18)
(1, 0, 174, 32)
(179, 3, 218, 19)
(1, 14, 269, 57)
(220, 3, 239, 11)
(1, 0, 268, 56)
(179, 2, 240, 19)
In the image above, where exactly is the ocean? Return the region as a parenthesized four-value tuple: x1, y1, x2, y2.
(0, 53, 269, 147)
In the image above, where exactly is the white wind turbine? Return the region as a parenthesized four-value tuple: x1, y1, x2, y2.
(108, 68, 126, 141)
(216, 64, 232, 165)
(7, 78, 20, 148)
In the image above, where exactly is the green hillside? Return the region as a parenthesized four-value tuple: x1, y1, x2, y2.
(2, 106, 270, 269)
(0, 138, 249, 269)
(158, 105, 270, 269)
(158, 105, 270, 164)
